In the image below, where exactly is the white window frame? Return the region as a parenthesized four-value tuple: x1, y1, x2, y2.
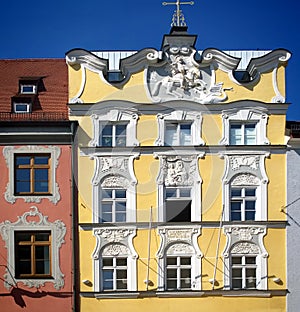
(165, 255, 192, 290)
(91, 155, 138, 223)
(164, 121, 192, 146)
(100, 188, 127, 223)
(229, 122, 257, 145)
(90, 109, 139, 147)
(155, 153, 203, 222)
(93, 227, 138, 292)
(156, 226, 202, 291)
(230, 186, 257, 221)
(223, 225, 268, 290)
(220, 108, 269, 145)
(20, 84, 37, 94)
(0, 206, 65, 290)
(3, 146, 61, 205)
(100, 122, 127, 147)
(231, 255, 257, 290)
(221, 152, 269, 222)
(101, 256, 128, 291)
(13, 102, 32, 113)
(155, 110, 204, 146)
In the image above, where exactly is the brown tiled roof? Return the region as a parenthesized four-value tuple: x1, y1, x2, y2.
(0, 59, 68, 119)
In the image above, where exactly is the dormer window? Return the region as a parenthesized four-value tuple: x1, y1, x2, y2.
(14, 103, 32, 113)
(20, 84, 37, 94)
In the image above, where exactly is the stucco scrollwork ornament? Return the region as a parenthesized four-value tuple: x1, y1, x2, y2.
(230, 156, 260, 171)
(146, 44, 228, 103)
(156, 226, 202, 259)
(223, 225, 268, 258)
(0, 206, 66, 290)
(156, 155, 201, 186)
(93, 227, 138, 260)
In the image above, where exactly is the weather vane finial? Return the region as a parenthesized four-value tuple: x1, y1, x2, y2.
(162, 0, 194, 27)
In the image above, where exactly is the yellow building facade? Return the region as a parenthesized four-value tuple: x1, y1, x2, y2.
(66, 25, 290, 311)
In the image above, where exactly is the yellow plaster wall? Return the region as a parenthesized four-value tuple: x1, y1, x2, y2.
(267, 115, 286, 145)
(134, 155, 159, 222)
(80, 296, 286, 312)
(216, 70, 276, 103)
(202, 114, 223, 145)
(200, 155, 224, 220)
(137, 115, 158, 146)
(266, 154, 286, 220)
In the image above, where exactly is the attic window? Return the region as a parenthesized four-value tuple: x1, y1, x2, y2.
(14, 103, 32, 113)
(20, 84, 37, 94)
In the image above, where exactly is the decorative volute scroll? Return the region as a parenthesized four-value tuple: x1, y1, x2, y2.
(92, 227, 138, 260)
(155, 154, 203, 186)
(156, 226, 202, 259)
(223, 225, 268, 258)
(0, 206, 66, 290)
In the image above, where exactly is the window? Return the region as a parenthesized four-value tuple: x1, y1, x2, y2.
(0, 206, 66, 289)
(102, 257, 127, 291)
(101, 189, 126, 222)
(15, 154, 50, 195)
(90, 109, 139, 147)
(231, 255, 257, 289)
(93, 228, 138, 292)
(220, 107, 269, 145)
(15, 231, 51, 278)
(165, 122, 192, 146)
(13, 103, 32, 113)
(165, 187, 191, 222)
(3, 146, 61, 204)
(100, 123, 127, 147)
(230, 187, 256, 221)
(20, 84, 37, 94)
(230, 123, 256, 145)
(155, 110, 204, 146)
(166, 256, 192, 290)
(156, 227, 202, 291)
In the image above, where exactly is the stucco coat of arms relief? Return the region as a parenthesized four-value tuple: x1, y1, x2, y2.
(146, 45, 228, 103)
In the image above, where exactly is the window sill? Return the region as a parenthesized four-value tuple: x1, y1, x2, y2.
(94, 292, 140, 299)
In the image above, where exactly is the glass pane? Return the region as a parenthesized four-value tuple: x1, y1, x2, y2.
(166, 279, 177, 289)
(103, 270, 113, 290)
(167, 257, 177, 265)
(245, 211, 255, 220)
(16, 181, 30, 193)
(102, 136, 112, 147)
(16, 233, 31, 242)
(18, 245, 31, 260)
(230, 125, 242, 145)
(180, 124, 191, 145)
(102, 258, 113, 267)
(179, 188, 191, 198)
(246, 257, 256, 264)
(180, 277, 191, 288)
(16, 156, 31, 165)
(166, 188, 177, 198)
(165, 123, 177, 145)
(18, 260, 31, 274)
(246, 269, 256, 288)
(116, 136, 126, 147)
(232, 257, 242, 265)
(35, 246, 49, 260)
(35, 233, 50, 241)
(116, 124, 126, 135)
(116, 258, 127, 266)
(167, 269, 177, 278)
(115, 190, 126, 198)
(102, 189, 112, 199)
(102, 125, 112, 135)
(102, 203, 112, 213)
(16, 169, 30, 181)
(15, 104, 29, 112)
(181, 257, 191, 265)
(34, 169, 48, 181)
(102, 125, 113, 146)
(245, 124, 256, 145)
(34, 181, 49, 193)
(116, 202, 126, 211)
(117, 270, 127, 279)
(232, 278, 242, 289)
(34, 156, 49, 165)
(245, 188, 256, 197)
(232, 268, 242, 278)
(116, 212, 126, 222)
(36, 260, 50, 274)
(116, 279, 127, 289)
(231, 188, 241, 197)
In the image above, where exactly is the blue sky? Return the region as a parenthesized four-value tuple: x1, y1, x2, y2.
(1, 0, 299, 120)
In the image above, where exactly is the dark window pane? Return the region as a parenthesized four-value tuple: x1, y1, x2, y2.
(116, 258, 127, 266)
(166, 279, 177, 289)
(167, 269, 177, 278)
(34, 156, 49, 165)
(115, 212, 126, 222)
(116, 280, 127, 289)
(246, 257, 256, 264)
(102, 189, 112, 199)
(232, 257, 242, 265)
(16, 169, 30, 181)
(166, 188, 177, 198)
(34, 181, 49, 193)
(16, 156, 31, 165)
(167, 257, 177, 265)
(16, 181, 30, 193)
(102, 125, 112, 135)
(180, 188, 191, 198)
(245, 211, 255, 220)
(115, 190, 126, 198)
(102, 258, 113, 267)
(231, 189, 241, 197)
(181, 257, 191, 265)
(245, 188, 256, 196)
(35, 233, 50, 241)
(36, 260, 50, 274)
(116, 270, 127, 279)
(231, 202, 241, 211)
(34, 169, 48, 181)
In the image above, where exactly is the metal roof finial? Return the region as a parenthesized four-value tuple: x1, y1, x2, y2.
(162, 0, 194, 27)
